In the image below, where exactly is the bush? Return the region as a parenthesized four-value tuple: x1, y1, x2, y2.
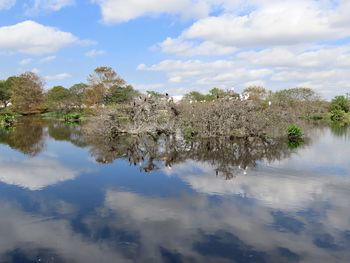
(330, 109, 346, 122)
(0, 114, 16, 127)
(287, 124, 303, 141)
(330, 96, 349, 113)
(64, 113, 81, 123)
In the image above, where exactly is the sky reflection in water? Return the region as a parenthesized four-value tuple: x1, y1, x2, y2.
(0, 118, 349, 263)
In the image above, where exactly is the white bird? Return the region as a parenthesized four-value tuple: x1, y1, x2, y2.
(268, 101, 272, 106)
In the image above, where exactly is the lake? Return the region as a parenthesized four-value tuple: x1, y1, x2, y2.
(0, 117, 349, 263)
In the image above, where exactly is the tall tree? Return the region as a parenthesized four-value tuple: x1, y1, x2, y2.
(69, 83, 88, 109)
(11, 72, 45, 114)
(86, 66, 126, 106)
(0, 76, 17, 108)
(106, 85, 140, 104)
(47, 86, 72, 112)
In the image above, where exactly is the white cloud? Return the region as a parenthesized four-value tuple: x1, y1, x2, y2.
(19, 58, 33, 65)
(139, 41, 350, 97)
(0, 158, 78, 190)
(138, 59, 272, 92)
(0, 0, 15, 10)
(85, 49, 106, 57)
(44, 72, 72, 80)
(24, 0, 74, 15)
(40, 55, 56, 63)
(93, 0, 211, 23)
(159, 37, 237, 56)
(181, 1, 350, 47)
(0, 20, 79, 55)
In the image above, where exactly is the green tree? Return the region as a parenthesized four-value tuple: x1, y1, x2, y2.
(11, 72, 45, 114)
(330, 95, 349, 113)
(69, 83, 88, 109)
(183, 91, 207, 102)
(47, 86, 72, 112)
(207, 88, 227, 101)
(106, 85, 140, 104)
(0, 76, 18, 108)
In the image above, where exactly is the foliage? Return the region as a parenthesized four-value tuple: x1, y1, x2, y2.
(183, 88, 238, 102)
(0, 78, 13, 108)
(86, 66, 126, 106)
(147, 91, 163, 98)
(47, 86, 72, 112)
(106, 85, 140, 104)
(0, 114, 16, 127)
(330, 95, 349, 113)
(11, 72, 45, 114)
(271, 87, 320, 106)
(287, 124, 303, 141)
(330, 109, 346, 122)
(69, 83, 88, 109)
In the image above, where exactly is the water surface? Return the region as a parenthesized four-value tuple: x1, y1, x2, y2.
(0, 118, 349, 263)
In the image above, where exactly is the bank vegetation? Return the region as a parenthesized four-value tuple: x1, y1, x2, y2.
(1, 66, 349, 141)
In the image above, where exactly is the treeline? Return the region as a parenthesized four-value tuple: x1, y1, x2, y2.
(1, 66, 350, 138)
(0, 67, 140, 115)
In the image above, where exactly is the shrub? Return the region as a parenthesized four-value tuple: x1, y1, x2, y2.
(0, 114, 16, 127)
(330, 109, 346, 122)
(287, 124, 303, 141)
(330, 96, 349, 113)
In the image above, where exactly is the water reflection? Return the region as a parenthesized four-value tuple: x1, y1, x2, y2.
(0, 118, 349, 262)
(0, 117, 44, 156)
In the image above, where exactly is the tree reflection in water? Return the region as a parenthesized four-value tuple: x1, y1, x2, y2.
(0, 117, 304, 180)
(85, 133, 298, 180)
(0, 117, 44, 156)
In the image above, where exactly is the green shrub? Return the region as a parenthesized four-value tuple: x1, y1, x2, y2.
(330, 109, 346, 122)
(330, 95, 349, 113)
(0, 114, 16, 127)
(64, 113, 81, 123)
(287, 124, 303, 141)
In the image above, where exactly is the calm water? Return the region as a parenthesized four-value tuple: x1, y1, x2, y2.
(0, 118, 350, 263)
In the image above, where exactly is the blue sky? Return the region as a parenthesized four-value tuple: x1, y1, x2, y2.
(1, 0, 350, 98)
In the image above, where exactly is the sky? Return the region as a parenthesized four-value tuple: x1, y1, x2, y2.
(0, 0, 350, 98)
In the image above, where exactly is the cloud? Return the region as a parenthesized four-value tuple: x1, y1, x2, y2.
(19, 58, 33, 65)
(24, 0, 74, 15)
(0, 0, 15, 10)
(93, 0, 211, 23)
(138, 59, 272, 92)
(39, 55, 56, 63)
(0, 158, 78, 190)
(181, 1, 350, 48)
(159, 37, 237, 56)
(0, 203, 130, 263)
(0, 20, 79, 55)
(44, 73, 72, 81)
(139, 41, 350, 96)
(85, 49, 106, 57)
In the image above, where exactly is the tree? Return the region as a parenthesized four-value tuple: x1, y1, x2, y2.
(11, 72, 45, 114)
(47, 86, 72, 112)
(0, 76, 18, 108)
(69, 83, 88, 109)
(106, 85, 140, 104)
(183, 91, 207, 102)
(85, 84, 106, 106)
(330, 95, 349, 113)
(0, 81, 10, 108)
(207, 88, 227, 100)
(86, 66, 126, 106)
